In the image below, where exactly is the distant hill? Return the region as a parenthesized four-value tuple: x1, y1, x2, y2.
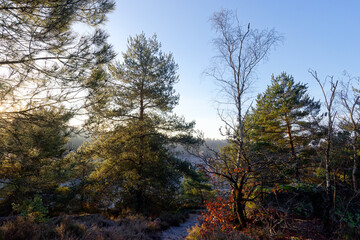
(203, 138, 228, 150)
(172, 138, 228, 165)
(66, 133, 88, 151)
(66, 134, 228, 166)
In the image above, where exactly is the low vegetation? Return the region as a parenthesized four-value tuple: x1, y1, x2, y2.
(0, 210, 195, 240)
(189, 183, 360, 239)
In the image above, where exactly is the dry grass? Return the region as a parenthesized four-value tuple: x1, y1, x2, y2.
(0, 213, 164, 240)
(0, 216, 42, 240)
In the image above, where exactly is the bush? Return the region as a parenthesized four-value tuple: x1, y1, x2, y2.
(200, 196, 237, 236)
(0, 217, 42, 240)
(12, 196, 49, 223)
(0, 213, 169, 240)
(186, 224, 201, 240)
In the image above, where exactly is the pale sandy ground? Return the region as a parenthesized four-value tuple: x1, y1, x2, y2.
(160, 214, 200, 240)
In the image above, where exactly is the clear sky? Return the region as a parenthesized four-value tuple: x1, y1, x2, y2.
(103, 0, 360, 139)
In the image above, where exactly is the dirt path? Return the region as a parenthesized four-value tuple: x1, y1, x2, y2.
(160, 213, 200, 240)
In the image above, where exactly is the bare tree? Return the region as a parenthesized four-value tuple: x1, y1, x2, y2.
(340, 75, 360, 192)
(309, 69, 338, 207)
(204, 9, 282, 228)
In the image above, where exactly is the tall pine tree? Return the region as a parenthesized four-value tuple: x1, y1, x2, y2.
(84, 33, 197, 213)
(250, 73, 320, 177)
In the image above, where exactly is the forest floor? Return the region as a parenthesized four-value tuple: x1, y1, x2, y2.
(160, 213, 200, 240)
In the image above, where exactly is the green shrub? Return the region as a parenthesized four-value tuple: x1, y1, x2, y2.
(12, 196, 49, 223)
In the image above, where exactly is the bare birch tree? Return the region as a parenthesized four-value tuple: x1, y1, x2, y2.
(340, 75, 360, 192)
(204, 9, 282, 228)
(310, 69, 338, 207)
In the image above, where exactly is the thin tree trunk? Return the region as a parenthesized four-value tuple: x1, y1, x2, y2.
(310, 71, 337, 200)
(352, 135, 358, 191)
(137, 79, 145, 211)
(333, 171, 336, 209)
(326, 116, 332, 201)
(136, 190, 143, 212)
(285, 116, 298, 178)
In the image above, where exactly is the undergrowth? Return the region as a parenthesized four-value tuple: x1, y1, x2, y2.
(0, 211, 187, 240)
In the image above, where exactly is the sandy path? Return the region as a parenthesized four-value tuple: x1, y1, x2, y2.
(160, 213, 200, 240)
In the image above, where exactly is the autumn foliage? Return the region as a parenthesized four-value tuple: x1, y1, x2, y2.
(200, 195, 245, 238)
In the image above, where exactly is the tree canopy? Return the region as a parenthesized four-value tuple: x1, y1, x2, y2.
(0, 0, 116, 113)
(83, 33, 198, 213)
(250, 73, 320, 164)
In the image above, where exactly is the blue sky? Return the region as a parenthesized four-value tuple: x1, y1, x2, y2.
(103, 0, 360, 139)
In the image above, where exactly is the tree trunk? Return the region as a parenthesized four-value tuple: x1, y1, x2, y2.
(137, 80, 145, 212)
(325, 113, 332, 201)
(352, 135, 358, 191)
(139, 81, 144, 121)
(135, 190, 143, 212)
(333, 171, 336, 209)
(325, 136, 331, 200)
(233, 188, 247, 228)
(285, 116, 298, 178)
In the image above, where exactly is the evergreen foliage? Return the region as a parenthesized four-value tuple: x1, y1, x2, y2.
(83, 33, 198, 214)
(0, 0, 116, 119)
(0, 0, 116, 215)
(250, 73, 320, 177)
(0, 107, 72, 214)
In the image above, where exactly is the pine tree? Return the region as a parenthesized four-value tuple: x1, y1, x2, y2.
(85, 33, 198, 213)
(0, 106, 72, 214)
(250, 73, 320, 177)
(0, 0, 116, 114)
(0, 0, 115, 215)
